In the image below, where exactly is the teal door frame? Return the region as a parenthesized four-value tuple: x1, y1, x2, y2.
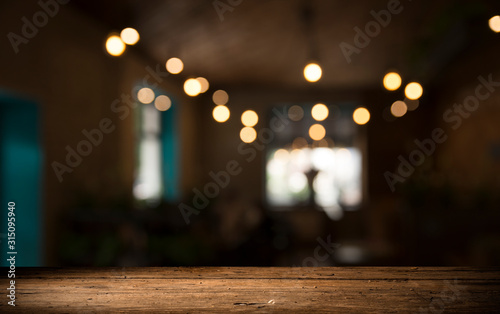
(0, 91, 43, 266)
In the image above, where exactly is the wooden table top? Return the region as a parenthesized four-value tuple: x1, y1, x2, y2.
(1, 267, 499, 313)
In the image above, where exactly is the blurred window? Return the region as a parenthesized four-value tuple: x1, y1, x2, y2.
(265, 104, 364, 219)
(133, 87, 179, 205)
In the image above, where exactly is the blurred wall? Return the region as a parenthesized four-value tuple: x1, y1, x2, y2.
(0, 1, 196, 265)
(1, 0, 499, 266)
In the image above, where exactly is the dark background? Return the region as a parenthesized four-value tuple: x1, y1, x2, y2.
(1, 0, 500, 267)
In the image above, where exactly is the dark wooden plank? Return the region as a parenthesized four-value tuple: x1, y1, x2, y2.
(11, 266, 500, 280)
(1, 267, 499, 313)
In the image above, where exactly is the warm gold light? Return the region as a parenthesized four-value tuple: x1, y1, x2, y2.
(292, 137, 308, 149)
(105, 35, 126, 56)
(489, 15, 500, 33)
(290, 149, 302, 158)
(353, 107, 370, 125)
(311, 103, 329, 121)
(241, 110, 258, 127)
(196, 77, 209, 93)
(213, 105, 230, 123)
(137, 87, 155, 104)
(274, 149, 289, 160)
(154, 95, 171, 111)
(240, 127, 257, 143)
(309, 124, 326, 141)
(405, 82, 423, 100)
(213, 90, 229, 105)
(406, 98, 420, 111)
(303, 63, 322, 82)
(120, 28, 140, 45)
(314, 138, 330, 148)
(288, 105, 304, 121)
(166, 58, 184, 74)
(390, 100, 407, 117)
(184, 78, 202, 97)
(383, 72, 402, 91)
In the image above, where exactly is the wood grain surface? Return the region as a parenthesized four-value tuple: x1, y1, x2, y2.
(1, 267, 499, 313)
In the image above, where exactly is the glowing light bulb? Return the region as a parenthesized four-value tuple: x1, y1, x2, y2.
(309, 124, 326, 141)
(241, 110, 258, 127)
(489, 15, 500, 33)
(154, 95, 171, 111)
(184, 78, 202, 97)
(405, 82, 423, 100)
(390, 100, 407, 117)
(213, 105, 230, 123)
(120, 28, 140, 45)
(304, 63, 322, 82)
(137, 87, 155, 104)
(383, 72, 402, 91)
(353, 107, 370, 125)
(213, 90, 229, 105)
(311, 103, 329, 121)
(166, 58, 184, 74)
(105, 35, 126, 56)
(196, 77, 209, 93)
(240, 127, 257, 143)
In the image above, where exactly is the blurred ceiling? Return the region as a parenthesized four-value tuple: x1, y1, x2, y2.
(72, 0, 500, 90)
